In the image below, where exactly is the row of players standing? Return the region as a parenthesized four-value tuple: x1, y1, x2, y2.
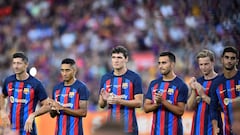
(0, 45, 239, 135)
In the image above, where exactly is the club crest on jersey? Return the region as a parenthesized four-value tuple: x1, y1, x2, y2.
(23, 88, 29, 94)
(167, 88, 174, 95)
(224, 98, 232, 106)
(69, 92, 75, 98)
(236, 85, 240, 91)
(122, 83, 128, 89)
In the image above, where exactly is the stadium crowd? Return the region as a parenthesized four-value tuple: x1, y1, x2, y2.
(0, 0, 239, 110)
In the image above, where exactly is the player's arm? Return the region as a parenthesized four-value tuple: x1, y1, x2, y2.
(98, 88, 108, 108)
(186, 88, 197, 110)
(161, 100, 185, 116)
(114, 94, 143, 108)
(212, 120, 219, 135)
(28, 98, 52, 118)
(0, 94, 10, 128)
(194, 82, 211, 104)
(0, 94, 7, 111)
(209, 88, 220, 135)
(143, 99, 159, 113)
(56, 100, 88, 117)
(112, 76, 143, 108)
(159, 83, 188, 116)
(24, 98, 52, 132)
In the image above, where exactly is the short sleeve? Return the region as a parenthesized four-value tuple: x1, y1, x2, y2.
(133, 75, 143, 95)
(2, 79, 8, 96)
(209, 82, 219, 121)
(99, 76, 105, 94)
(145, 81, 154, 100)
(177, 83, 189, 103)
(36, 82, 48, 101)
(79, 84, 90, 100)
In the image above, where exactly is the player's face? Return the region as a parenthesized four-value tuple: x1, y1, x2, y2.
(158, 56, 173, 75)
(12, 58, 28, 75)
(222, 52, 238, 71)
(61, 64, 75, 82)
(232, 111, 240, 135)
(198, 57, 214, 76)
(111, 53, 127, 70)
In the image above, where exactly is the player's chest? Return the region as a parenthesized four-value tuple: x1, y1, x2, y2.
(54, 88, 79, 100)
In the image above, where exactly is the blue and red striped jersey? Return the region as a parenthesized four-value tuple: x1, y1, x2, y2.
(100, 70, 143, 135)
(145, 76, 188, 135)
(52, 80, 89, 135)
(191, 76, 223, 135)
(210, 71, 240, 135)
(2, 74, 48, 135)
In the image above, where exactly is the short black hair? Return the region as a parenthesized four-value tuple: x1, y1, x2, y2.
(61, 58, 76, 66)
(222, 46, 239, 58)
(159, 51, 176, 62)
(111, 46, 128, 58)
(13, 52, 28, 63)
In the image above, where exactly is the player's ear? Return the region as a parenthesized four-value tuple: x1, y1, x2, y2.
(72, 66, 76, 73)
(25, 62, 29, 68)
(125, 56, 128, 63)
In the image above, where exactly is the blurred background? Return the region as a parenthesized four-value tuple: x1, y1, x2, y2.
(0, 0, 239, 134)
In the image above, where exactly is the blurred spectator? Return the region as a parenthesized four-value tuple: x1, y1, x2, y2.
(0, 0, 239, 110)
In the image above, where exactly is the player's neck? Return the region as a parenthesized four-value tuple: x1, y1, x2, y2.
(16, 72, 29, 81)
(224, 68, 238, 79)
(114, 67, 127, 76)
(64, 78, 76, 86)
(204, 71, 217, 80)
(162, 71, 176, 81)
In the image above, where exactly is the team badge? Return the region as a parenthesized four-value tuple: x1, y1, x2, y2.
(224, 98, 232, 106)
(69, 92, 75, 98)
(167, 88, 174, 95)
(10, 96, 14, 103)
(236, 85, 240, 91)
(122, 83, 128, 89)
(23, 88, 29, 94)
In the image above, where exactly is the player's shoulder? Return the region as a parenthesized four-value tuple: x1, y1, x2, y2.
(173, 76, 188, 89)
(101, 71, 114, 82)
(4, 74, 16, 83)
(149, 76, 162, 86)
(174, 76, 186, 84)
(197, 76, 205, 82)
(209, 74, 225, 89)
(75, 80, 87, 88)
(236, 70, 240, 78)
(53, 82, 64, 90)
(213, 74, 225, 83)
(125, 70, 141, 79)
(27, 75, 45, 87)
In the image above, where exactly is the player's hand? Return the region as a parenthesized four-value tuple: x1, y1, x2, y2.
(100, 88, 109, 101)
(46, 98, 54, 106)
(107, 93, 120, 104)
(24, 113, 35, 133)
(189, 77, 197, 89)
(196, 96, 201, 103)
(195, 82, 205, 97)
(0, 111, 10, 128)
(154, 92, 163, 105)
(51, 101, 63, 114)
(213, 126, 219, 135)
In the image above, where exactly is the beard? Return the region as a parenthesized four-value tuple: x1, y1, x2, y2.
(160, 69, 171, 76)
(224, 64, 235, 71)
